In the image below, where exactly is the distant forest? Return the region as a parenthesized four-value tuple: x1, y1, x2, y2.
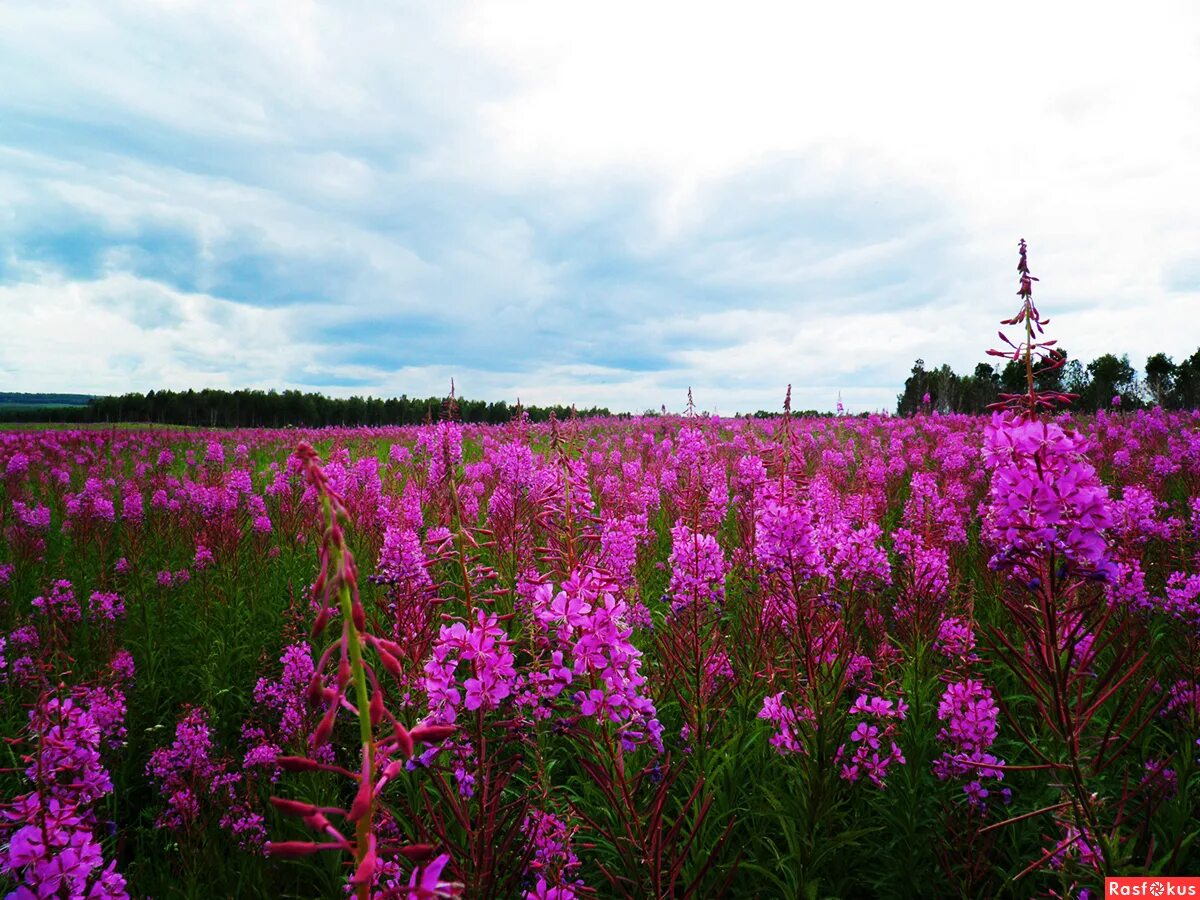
(5, 347, 1199, 427)
(896, 349, 1200, 416)
(0, 389, 613, 427)
(0, 392, 94, 408)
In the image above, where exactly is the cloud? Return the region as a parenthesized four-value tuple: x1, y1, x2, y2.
(1, 0, 1198, 414)
(0, 273, 305, 390)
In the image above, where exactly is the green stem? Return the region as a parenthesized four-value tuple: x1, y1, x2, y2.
(321, 492, 373, 900)
(1024, 298, 1036, 418)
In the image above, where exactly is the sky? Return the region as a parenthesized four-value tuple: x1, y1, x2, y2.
(1, 1, 1198, 414)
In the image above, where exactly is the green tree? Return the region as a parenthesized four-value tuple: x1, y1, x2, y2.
(1082, 353, 1137, 411)
(1145, 353, 1177, 408)
(896, 359, 931, 415)
(1173, 349, 1200, 409)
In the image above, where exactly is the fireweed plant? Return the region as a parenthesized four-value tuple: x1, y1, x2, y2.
(264, 443, 459, 898)
(979, 241, 1183, 894)
(1, 244, 1199, 897)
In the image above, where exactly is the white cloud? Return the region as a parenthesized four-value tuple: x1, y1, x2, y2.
(0, 0, 1197, 413)
(0, 273, 303, 390)
(457, 1, 1200, 352)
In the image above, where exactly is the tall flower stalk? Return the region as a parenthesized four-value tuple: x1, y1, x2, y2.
(987, 238, 1074, 418)
(265, 442, 456, 898)
(981, 242, 1162, 884)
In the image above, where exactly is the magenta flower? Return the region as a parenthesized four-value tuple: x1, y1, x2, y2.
(933, 679, 1006, 810)
(983, 414, 1114, 580)
(836, 695, 907, 788)
(405, 852, 460, 898)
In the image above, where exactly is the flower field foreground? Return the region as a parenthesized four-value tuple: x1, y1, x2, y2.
(2, 252, 1200, 898)
(2, 403, 1198, 898)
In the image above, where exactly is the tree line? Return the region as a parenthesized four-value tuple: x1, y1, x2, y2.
(7, 348, 1198, 426)
(0, 388, 614, 428)
(897, 348, 1200, 415)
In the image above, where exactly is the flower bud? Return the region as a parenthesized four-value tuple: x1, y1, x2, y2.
(276, 755, 320, 773)
(265, 840, 342, 858)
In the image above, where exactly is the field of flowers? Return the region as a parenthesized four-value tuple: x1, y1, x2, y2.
(3, 255, 1200, 898)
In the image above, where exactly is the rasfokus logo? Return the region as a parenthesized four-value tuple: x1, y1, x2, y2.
(1106, 878, 1200, 896)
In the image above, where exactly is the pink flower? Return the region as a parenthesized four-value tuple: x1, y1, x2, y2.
(405, 852, 460, 898)
(983, 414, 1114, 580)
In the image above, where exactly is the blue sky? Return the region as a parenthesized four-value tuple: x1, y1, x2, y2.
(1, 1, 1198, 413)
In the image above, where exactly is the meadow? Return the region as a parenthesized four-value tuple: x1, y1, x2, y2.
(3, 261, 1200, 898)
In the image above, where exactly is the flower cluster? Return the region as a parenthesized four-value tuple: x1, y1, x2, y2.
(531, 571, 663, 751)
(755, 496, 824, 582)
(424, 610, 518, 722)
(934, 617, 977, 662)
(522, 808, 584, 898)
(1, 692, 129, 898)
(933, 679, 1007, 810)
(836, 695, 908, 788)
(1161, 571, 1200, 627)
(251, 642, 318, 750)
(983, 414, 1114, 580)
(87, 591, 125, 623)
(31, 579, 81, 623)
(146, 706, 265, 848)
(757, 691, 814, 755)
(3, 625, 41, 686)
(666, 523, 726, 612)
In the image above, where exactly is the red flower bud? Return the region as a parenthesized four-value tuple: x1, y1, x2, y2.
(311, 702, 338, 747)
(398, 843, 437, 861)
(375, 645, 404, 679)
(306, 673, 325, 706)
(347, 757, 373, 822)
(394, 724, 414, 758)
(373, 637, 405, 657)
(410, 724, 455, 744)
(276, 755, 320, 773)
(380, 758, 407, 784)
(349, 835, 377, 886)
(265, 840, 343, 858)
(303, 811, 330, 832)
(270, 796, 320, 818)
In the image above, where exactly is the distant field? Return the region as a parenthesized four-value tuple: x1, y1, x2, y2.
(0, 421, 189, 430)
(0, 392, 93, 407)
(0, 393, 93, 424)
